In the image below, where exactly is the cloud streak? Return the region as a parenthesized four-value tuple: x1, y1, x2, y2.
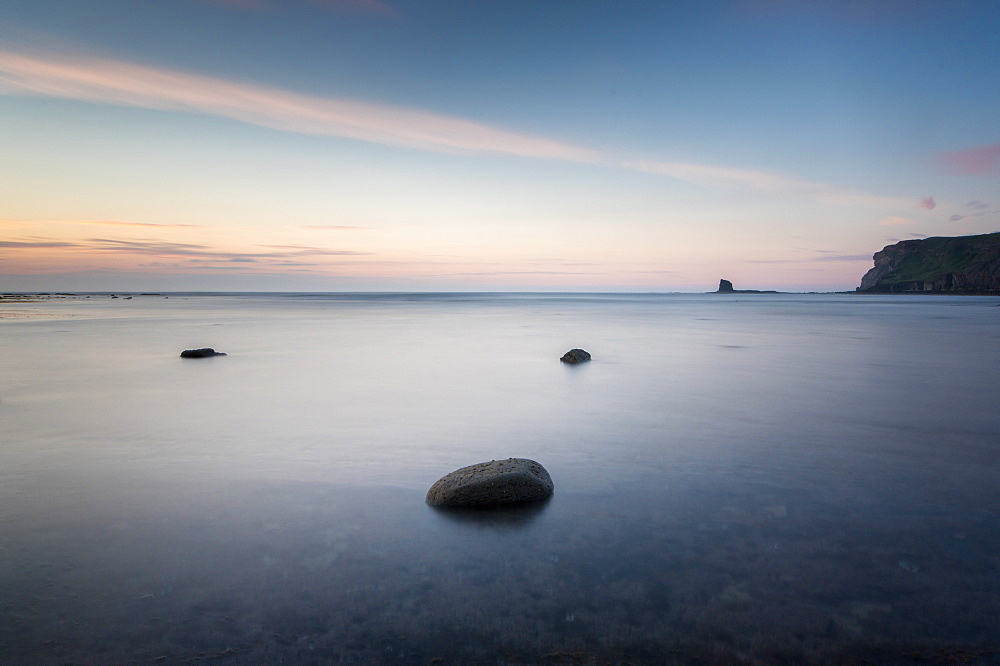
(74, 219, 202, 229)
(257, 244, 370, 256)
(623, 160, 915, 208)
(83, 238, 370, 259)
(2, 219, 200, 229)
(0, 48, 597, 162)
(0, 45, 923, 211)
(949, 210, 998, 223)
(0, 240, 78, 248)
(0, 235, 371, 265)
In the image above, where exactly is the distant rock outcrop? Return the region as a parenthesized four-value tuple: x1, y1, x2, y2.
(180, 348, 227, 358)
(714, 279, 777, 294)
(858, 232, 1000, 294)
(560, 348, 591, 363)
(426, 458, 554, 507)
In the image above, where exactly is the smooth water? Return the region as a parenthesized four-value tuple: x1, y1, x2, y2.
(1, 293, 998, 664)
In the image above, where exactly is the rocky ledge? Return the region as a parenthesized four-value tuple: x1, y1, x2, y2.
(426, 458, 554, 508)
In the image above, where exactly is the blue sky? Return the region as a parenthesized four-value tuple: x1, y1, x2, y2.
(1, 0, 997, 291)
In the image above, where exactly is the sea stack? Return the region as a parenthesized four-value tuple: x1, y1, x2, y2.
(426, 458, 554, 507)
(717, 279, 735, 293)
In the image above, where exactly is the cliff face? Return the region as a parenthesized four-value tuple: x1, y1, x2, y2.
(858, 232, 1000, 293)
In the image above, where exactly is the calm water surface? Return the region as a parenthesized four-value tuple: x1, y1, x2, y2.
(1, 293, 998, 664)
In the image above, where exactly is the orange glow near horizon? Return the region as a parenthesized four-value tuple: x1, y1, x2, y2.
(0, 216, 872, 291)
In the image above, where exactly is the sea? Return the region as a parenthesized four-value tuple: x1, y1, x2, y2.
(1, 292, 998, 664)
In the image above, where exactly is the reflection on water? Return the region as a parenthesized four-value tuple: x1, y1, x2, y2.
(1, 293, 998, 663)
(430, 497, 552, 528)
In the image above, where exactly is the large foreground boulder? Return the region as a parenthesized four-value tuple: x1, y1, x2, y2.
(560, 348, 591, 364)
(426, 458, 554, 507)
(180, 348, 227, 358)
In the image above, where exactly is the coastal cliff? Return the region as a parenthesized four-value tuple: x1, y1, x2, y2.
(858, 232, 1000, 294)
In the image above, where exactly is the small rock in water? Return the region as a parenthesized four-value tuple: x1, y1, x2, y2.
(560, 348, 591, 364)
(180, 348, 227, 358)
(426, 458, 554, 507)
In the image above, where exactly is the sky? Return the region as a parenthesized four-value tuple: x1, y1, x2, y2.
(1, 0, 998, 292)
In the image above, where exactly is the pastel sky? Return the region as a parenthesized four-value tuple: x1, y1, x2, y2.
(1, 0, 998, 292)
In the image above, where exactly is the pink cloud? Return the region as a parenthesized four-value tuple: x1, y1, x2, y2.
(935, 143, 1000, 175)
(917, 196, 936, 210)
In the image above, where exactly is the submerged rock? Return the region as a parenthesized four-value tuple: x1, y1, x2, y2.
(426, 458, 554, 507)
(180, 348, 227, 358)
(560, 348, 591, 364)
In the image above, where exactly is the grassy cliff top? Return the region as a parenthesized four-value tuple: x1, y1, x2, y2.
(878, 232, 1000, 284)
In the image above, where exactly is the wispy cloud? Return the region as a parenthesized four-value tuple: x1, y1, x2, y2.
(0, 48, 596, 162)
(623, 160, 914, 208)
(31, 219, 203, 229)
(82, 238, 371, 260)
(1, 218, 199, 229)
(0, 44, 927, 212)
(86, 238, 214, 256)
(77, 220, 202, 228)
(949, 210, 998, 223)
(935, 142, 1000, 175)
(257, 244, 370, 256)
(948, 200, 999, 223)
(0, 227, 373, 271)
(0, 240, 79, 248)
(917, 196, 936, 210)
